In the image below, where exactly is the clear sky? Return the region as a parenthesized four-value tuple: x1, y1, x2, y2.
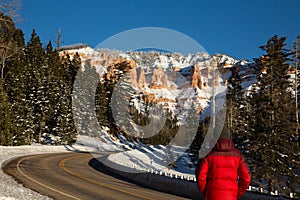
(17, 0, 300, 61)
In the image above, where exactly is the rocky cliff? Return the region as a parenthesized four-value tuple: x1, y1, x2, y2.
(59, 46, 254, 118)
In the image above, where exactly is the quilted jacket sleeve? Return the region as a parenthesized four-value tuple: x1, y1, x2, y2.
(237, 155, 251, 199)
(195, 158, 209, 196)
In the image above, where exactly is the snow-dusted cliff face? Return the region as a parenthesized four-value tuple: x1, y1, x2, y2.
(59, 45, 256, 120)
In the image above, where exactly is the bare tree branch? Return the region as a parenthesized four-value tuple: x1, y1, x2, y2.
(0, 0, 22, 21)
(0, 2, 23, 79)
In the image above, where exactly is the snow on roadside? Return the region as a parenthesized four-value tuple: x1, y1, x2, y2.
(0, 135, 121, 200)
(0, 145, 70, 200)
(103, 144, 196, 180)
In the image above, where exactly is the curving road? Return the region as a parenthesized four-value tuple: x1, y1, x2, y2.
(3, 152, 191, 200)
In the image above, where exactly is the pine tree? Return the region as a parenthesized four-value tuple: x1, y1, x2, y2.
(226, 65, 243, 129)
(72, 60, 99, 138)
(43, 41, 64, 143)
(249, 35, 300, 195)
(70, 52, 81, 86)
(7, 54, 33, 145)
(95, 81, 109, 128)
(292, 35, 300, 146)
(226, 64, 249, 151)
(56, 53, 80, 144)
(24, 29, 46, 143)
(189, 117, 210, 164)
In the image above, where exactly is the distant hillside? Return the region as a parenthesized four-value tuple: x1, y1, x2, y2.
(59, 45, 257, 121)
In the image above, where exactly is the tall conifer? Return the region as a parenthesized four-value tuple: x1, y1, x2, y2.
(226, 64, 249, 151)
(24, 29, 46, 143)
(249, 35, 300, 195)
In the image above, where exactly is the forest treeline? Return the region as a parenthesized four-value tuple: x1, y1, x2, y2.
(0, 12, 81, 145)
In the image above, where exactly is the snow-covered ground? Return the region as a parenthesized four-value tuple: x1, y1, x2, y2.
(80, 134, 196, 180)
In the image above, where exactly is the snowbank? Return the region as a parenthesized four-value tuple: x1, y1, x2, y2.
(0, 145, 69, 200)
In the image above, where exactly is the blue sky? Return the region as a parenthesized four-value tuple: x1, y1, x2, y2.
(18, 0, 300, 60)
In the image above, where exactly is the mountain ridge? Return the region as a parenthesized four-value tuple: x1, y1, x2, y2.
(59, 45, 257, 122)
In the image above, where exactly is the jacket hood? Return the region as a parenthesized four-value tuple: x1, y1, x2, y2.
(213, 138, 235, 151)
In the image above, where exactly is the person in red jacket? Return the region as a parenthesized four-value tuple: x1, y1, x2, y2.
(195, 129, 251, 200)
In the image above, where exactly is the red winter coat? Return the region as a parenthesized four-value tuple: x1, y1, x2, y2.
(195, 138, 251, 200)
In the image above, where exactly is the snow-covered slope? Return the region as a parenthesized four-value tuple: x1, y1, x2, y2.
(60, 46, 254, 119)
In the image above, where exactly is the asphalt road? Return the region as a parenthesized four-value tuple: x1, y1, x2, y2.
(3, 152, 191, 200)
